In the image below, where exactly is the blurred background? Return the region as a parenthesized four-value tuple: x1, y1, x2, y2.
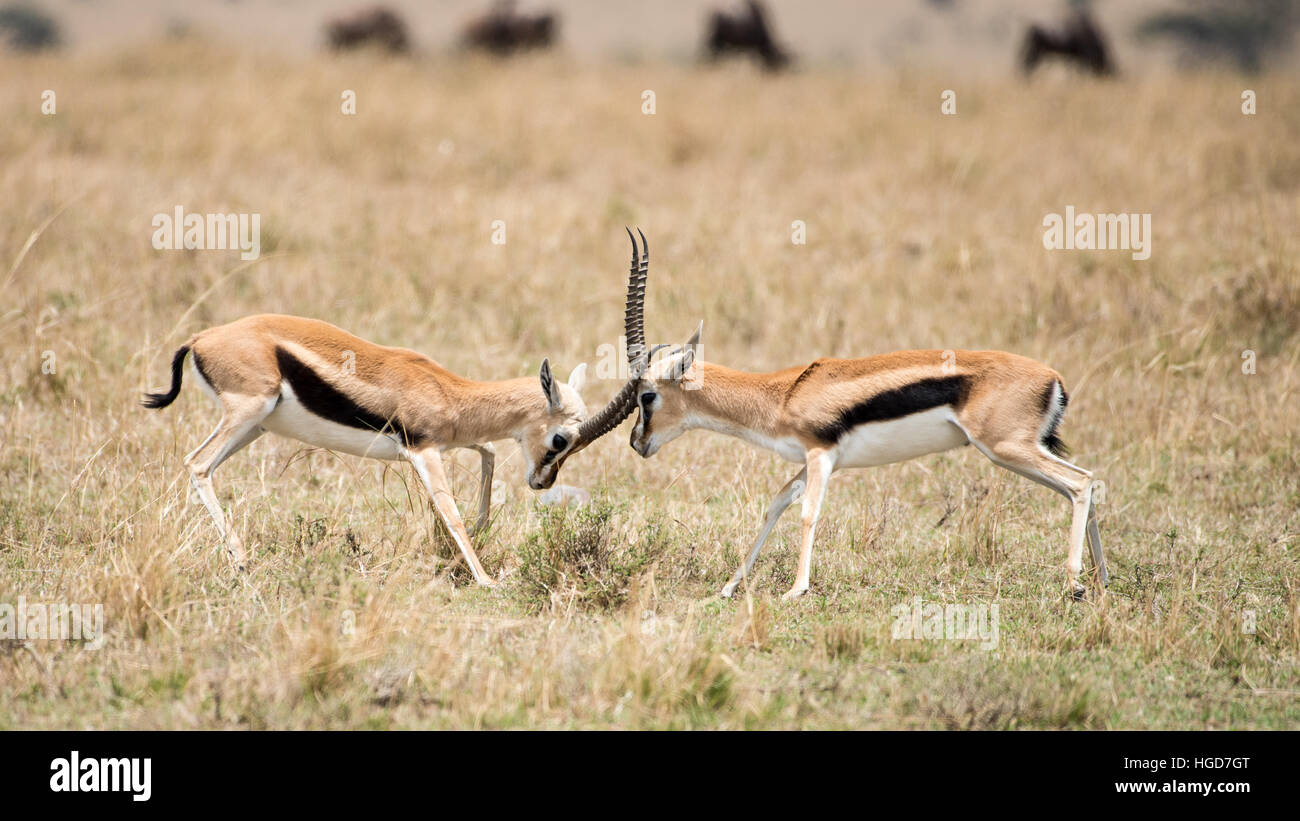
(2, 0, 1298, 73)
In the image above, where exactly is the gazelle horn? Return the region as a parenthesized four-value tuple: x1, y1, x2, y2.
(575, 229, 651, 445)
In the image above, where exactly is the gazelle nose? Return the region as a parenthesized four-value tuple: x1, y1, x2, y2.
(531, 472, 556, 490)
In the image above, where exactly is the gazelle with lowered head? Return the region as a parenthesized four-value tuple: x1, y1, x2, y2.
(142, 235, 649, 584)
(622, 236, 1108, 602)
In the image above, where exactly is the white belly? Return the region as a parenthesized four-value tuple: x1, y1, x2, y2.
(261, 383, 405, 461)
(834, 406, 969, 469)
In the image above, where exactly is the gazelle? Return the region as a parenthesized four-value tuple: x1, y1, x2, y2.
(622, 241, 1108, 602)
(142, 234, 649, 583)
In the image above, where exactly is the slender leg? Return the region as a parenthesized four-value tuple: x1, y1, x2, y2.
(1063, 477, 1092, 598)
(1086, 493, 1108, 587)
(972, 437, 1095, 599)
(185, 395, 275, 570)
(783, 449, 835, 602)
(465, 443, 495, 536)
(721, 467, 806, 598)
(409, 447, 494, 587)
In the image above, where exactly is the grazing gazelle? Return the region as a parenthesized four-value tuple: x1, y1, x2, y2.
(142, 235, 649, 583)
(623, 249, 1108, 602)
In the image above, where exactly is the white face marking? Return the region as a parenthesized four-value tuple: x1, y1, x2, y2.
(261, 382, 405, 461)
(833, 406, 969, 469)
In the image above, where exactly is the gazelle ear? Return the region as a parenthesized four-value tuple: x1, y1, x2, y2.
(669, 347, 695, 382)
(685, 320, 703, 348)
(539, 358, 563, 412)
(567, 362, 588, 394)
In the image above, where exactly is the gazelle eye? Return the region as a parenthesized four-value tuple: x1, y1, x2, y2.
(639, 392, 657, 406)
(549, 433, 569, 452)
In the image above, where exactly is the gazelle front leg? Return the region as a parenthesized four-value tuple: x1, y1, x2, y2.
(721, 467, 807, 599)
(466, 443, 495, 536)
(409, 447, 495, 587)
(783, 448, 835, 602)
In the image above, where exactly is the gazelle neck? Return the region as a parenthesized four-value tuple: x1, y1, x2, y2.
(677, 361, 804, 460)
(440, 374, 547, 444)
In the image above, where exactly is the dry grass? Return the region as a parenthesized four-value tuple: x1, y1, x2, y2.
(1, 38, 1298, 728)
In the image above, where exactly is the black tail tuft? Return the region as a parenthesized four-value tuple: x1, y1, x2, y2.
(1040, 381, 1070, 458)
(142, 345, 190, 409)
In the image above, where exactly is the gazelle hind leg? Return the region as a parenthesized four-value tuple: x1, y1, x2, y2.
(966, 434, 1094, 599)
(185, 394, 276, 569)
(721, 467, 807, 599)
(1086, 499, 1108, 587)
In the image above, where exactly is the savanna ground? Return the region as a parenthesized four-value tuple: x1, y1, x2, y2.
(1, 37, 1299, 729)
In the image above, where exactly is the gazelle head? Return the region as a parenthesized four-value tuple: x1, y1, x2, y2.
(520, 359, 589, 490)
(520, 228, 655, 490)
(629, 322, 702, 459)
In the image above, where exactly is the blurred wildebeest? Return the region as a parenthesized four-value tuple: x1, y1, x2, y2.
(325, 5, 410, 54)
(0, 4, 61, 52)
(1136, 0, 1298, 73)
(461, 1, 557, 55)
(1020, 8, 1115, 76)
(704, 0, 792, 71)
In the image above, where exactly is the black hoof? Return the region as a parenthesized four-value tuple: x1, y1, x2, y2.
(1070, 587, 1087, 602)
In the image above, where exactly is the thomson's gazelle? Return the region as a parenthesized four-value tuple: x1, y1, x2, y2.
(625, 251, 1108, 601)
(143, 239, 648, 582)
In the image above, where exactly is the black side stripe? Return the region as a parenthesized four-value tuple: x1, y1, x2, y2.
(813, 375, 970, 443)
(274, 347, 421, 447)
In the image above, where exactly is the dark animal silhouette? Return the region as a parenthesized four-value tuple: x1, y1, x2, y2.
(1136, 0, 1298, 73)
(461, 1, 557, 55)
(0, 4, 61, 51)
(704, 0, 792, 71)
(325, 6, 410, 53)
(1021, 8, 1115, 76)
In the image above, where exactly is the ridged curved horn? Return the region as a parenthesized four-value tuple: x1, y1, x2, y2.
(623, 227, 649, 365)
(575, 375, 641, 444)
(575, 229, 652, 445)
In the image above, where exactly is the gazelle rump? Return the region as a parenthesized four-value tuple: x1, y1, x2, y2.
(142, 236, 650, 582)
(627, 304, 1107, 603)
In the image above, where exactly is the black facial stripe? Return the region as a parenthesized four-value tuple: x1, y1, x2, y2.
(813, 376, 970, 443)
(638, 392, 656, 429)
(274, 347, 422, 447)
